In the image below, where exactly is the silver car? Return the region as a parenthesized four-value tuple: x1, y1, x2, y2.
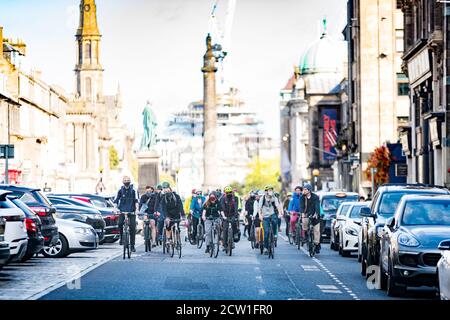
(437, 239, 450, 300)
(42, 218, 98, 258)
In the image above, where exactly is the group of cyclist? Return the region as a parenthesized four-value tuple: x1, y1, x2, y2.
(113, 175, 322, 256)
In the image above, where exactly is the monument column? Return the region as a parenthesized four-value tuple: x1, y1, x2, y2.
(201, 34, 218, 191)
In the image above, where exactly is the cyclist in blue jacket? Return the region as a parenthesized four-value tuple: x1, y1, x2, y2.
(190, 190, 206, 245)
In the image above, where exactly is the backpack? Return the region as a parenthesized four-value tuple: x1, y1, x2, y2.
(262, 197, 279, 215)
(223, 195, 236, 215)
(164, 193, 178, 211)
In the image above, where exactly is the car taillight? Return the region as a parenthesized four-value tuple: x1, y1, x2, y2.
(73, 196, 91, 204)
(29, 207, 48, 217)
(25, 218, 37, 232)
(44, 236, 49, 241)
(107, 215, 118, 221)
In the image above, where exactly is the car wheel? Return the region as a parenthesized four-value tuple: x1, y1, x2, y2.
(42, 233, 69, 258)
(361, 246, 367, 276)
(387, 256, 407, 297)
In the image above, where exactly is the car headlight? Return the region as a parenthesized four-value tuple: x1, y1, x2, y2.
(345, 227, 358, 236)
(74, 227, 92, 234)
(398, 233, 420, 247)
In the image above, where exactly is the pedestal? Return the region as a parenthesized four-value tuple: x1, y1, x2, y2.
(137, 150, 160, 195)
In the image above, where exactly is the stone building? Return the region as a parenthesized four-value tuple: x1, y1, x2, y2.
(399, 0, 449, 187)
(338, 0, 409, 195)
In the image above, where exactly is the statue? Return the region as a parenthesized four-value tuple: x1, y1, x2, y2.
(140, 101, 157, 151)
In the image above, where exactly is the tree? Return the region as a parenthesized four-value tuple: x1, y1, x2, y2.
(365, 145, 391, 185)
(109, 146, 120, 170)
(244, 157, 281, 194)
(230, 181, 245, 195)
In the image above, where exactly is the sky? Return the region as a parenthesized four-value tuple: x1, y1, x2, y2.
(0, 0, 347, 140)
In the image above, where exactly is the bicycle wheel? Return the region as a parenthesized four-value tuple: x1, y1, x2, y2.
(213, 227, 220, 258)
(259, 228, 264, 255)
(170, 238, 175, 258)
(197, 223, 204, 249)
(270, 231, 275, 259)
(297, 225, 301, 250)
(309, 228, 315, 258)
(144, 223, 150, 252)
(250, 224, 255, 249)
(162, 231, 167, 255)
(176, 229, 182, 259)
(122, 231, 127, 260)
(188, 220, 196, 245)
(227, 226, 233, 256)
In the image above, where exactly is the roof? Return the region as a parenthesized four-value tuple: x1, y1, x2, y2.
(400, 194, 450, 201)
(283, 75, 296, 91)
(377, 184, 449, 194)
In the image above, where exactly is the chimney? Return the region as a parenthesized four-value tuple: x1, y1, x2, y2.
(0, 27, 3, 58)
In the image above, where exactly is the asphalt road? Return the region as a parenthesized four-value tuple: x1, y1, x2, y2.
(41, 225, 439, 300)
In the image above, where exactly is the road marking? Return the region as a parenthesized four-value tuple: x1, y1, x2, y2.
(321, 290, 343, 294)
(301, 265, 320, 271)
(258, 289, 266, 295)
(300, 247, 360, 300)
(317, 285, 339, 290)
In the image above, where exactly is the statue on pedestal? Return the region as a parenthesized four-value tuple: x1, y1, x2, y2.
(140, 101, 157, 151)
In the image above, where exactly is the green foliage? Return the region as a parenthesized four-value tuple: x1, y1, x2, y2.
(244, 157, 281, 194)
(109, 146, 120, 170)
(230, 181, 245, 195)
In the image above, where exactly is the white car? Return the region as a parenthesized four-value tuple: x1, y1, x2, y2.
(42, 218, 98, 258)
(438, 239, 450, 300)
(339, 202, 370, 257)
(0, 190, 28, 263)
(330, 202, 354, 251)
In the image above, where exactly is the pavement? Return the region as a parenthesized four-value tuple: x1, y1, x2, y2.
(31, 225, 438, 300)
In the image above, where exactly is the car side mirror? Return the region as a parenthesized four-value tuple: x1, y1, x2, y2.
(359, 207, 374, 218)
(385, 217, 395, 229)
(438, 240, 450, 250)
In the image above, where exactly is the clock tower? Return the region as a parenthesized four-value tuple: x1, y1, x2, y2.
(75, 0, 103, 101)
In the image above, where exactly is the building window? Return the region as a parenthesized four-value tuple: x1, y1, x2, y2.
(85, 77, 92, 99)
(397, 73, 409, 96)
(84, 42, 91, 62)
(395, 29, 404, 53)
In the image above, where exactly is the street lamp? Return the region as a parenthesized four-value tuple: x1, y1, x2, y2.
(312, 169, 320, 191)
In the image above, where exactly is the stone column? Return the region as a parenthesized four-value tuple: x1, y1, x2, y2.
(201, 34, 218, 190)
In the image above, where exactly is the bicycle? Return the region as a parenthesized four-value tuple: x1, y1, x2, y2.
(306, 218, 320, 258)
(223, 216, 237, 256)
(206, 217, 221, 258)
(143, 218, 152, 252)
(163, 218, 182, 258)
(121, 212, 133, 259)
(196, 218, 205, 249)
(266, 217, 276, 259)
(296, 217, 303, 250)
(185, 215, 196, 245)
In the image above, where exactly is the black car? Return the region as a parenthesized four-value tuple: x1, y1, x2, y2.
(379, 195, 450, 296)
(49, 193, 120, 243)
(0, 185, 58, 247)
(47, 196, 106, 242)
(8, 197, 44, 262)
(359, 183, 450, 278)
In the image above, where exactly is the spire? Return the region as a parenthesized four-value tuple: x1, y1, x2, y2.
(77, 0, 100, 37)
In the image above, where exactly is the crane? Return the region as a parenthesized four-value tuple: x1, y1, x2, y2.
(207, 0, 237, 93)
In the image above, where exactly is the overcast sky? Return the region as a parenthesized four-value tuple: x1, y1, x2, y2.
(0, 0, 347, 139)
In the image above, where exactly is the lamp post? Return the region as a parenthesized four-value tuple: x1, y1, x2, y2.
(312, 169, 320, 191)
(370, 167, 377, 198)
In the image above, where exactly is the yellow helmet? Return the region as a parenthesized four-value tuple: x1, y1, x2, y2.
(264, 184, 274, 191)
(224, 186, 233, 193)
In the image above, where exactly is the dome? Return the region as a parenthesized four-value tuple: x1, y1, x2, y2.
(299, 32, 345, 75)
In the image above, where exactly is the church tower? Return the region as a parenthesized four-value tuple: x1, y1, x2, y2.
(75, 0, 103, 101)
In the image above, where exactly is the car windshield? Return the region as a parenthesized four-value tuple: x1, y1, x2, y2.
(338, 204, 351, 216)
(349, 205, 366, 219)
(379, 191, 445, 216)
(322, 196, 358, 214)
(402, 200, 450, 226)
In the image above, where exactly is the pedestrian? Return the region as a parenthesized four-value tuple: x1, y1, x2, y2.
(114, 176, 139, 252)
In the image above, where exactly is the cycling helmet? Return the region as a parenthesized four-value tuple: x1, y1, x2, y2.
(264, 184, 274, 191)
(303, 183, 312, 191)
(156, 184, 163, 190)
(162, 181, 170, 189)
(257, 190, 264, 197)
(287, 192, 293, 197)
(224, 186, 233, 193)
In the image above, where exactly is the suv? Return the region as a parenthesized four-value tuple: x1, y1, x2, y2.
(0, 185, 58, 247)
(316, 191, 359, 241)
(0, 216, 10, 270)
(359, 184, 450, 278)
(0, 190, 28, 263)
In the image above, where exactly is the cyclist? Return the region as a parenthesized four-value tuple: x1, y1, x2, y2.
(257, 185, 283, 255)
(190, 190, 206, 244)
(202, 192, 221, 254)
(219, 186, 239, 251)
(253, 190, 263, 248)
(114, 176, 139, 252)
(288, 186, 303, 239)
(154, 184, 165, 242)
(184, 189, 196, 219)
(299, 183, 321, 254)
(274, 192, 282, 232)
(139, 186, 158, 247)
(243, 191, 257, 238)
(160, 182, 185, 243)
(283, 192, 293, 236)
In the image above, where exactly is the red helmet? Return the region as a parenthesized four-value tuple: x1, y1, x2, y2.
(191, 189, 196, 194)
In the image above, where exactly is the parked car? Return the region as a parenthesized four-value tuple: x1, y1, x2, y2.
(8, 197, 44, 262)
(0, 217, 10, 270)
(47, 196, 106, 242)
(338, 202, 370, 257)
(49, 193, 120, 243)
(316, 191, 359, 241)
(437, 239, 450, 300)
(0, 185, 58, 248)
(42, 218, 99, 258)
(330, 202, 353, 251)
(359, 184, 450, 277)
(379, 194, 450, 296)
(0, 190, 28, 263)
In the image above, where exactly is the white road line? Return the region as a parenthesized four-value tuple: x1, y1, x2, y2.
(258, 289, 267, 295)
(321, 290, 343, 294)
(317, 285, 339, 290)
